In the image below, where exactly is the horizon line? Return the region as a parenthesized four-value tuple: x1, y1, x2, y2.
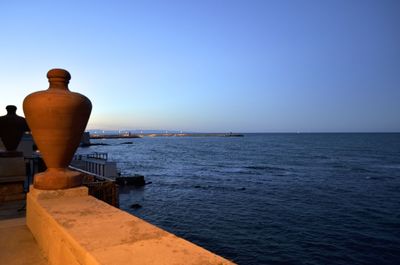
(86, 129, 400, 134)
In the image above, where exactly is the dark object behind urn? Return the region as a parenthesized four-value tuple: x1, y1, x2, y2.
(0, 105, 30, 152)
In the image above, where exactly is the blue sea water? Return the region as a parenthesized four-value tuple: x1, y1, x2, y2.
(78, 133, 400, 265)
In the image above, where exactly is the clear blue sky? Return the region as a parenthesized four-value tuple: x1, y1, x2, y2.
(1, 0, 399, 132)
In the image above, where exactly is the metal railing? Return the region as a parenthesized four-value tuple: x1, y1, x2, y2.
(69, 166, 114, 182)
(69, 166, 119, 207)
(71, 152, 118, 178)
(73, 152, 108, 161)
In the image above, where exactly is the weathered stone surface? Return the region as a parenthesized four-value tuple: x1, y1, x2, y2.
(27, 187, 235, 265)
(29, 184, 88, 200)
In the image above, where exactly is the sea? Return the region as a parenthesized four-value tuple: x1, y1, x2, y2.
(77, 133, 400, 265)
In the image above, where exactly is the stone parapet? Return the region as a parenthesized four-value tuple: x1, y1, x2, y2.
(0, 156, 25, 179)
(27, 186, 235, 265)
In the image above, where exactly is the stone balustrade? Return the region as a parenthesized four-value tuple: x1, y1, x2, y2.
(27, 186, 235, 265)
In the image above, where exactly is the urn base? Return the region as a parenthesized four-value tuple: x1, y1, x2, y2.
(33, 168, 84, 190)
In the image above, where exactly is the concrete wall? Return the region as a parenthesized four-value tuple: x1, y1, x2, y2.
(27, 186, 235, 265)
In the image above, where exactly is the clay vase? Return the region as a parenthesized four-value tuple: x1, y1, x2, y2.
(23, 69, 92, 190)
(0, 105, 29, 156)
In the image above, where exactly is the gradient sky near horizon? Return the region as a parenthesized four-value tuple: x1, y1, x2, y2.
(1, 0, 399, 132)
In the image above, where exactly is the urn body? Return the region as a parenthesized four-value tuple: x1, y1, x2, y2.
(23, 69, 92, 189)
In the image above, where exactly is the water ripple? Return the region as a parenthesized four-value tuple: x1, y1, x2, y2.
(79, 133, 400, 265)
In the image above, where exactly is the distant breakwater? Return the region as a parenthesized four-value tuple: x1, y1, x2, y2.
(90, 133, 244, 139)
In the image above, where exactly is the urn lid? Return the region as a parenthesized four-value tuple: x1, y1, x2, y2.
(47, 69, 71, 84)
(6, 105, 17, 114)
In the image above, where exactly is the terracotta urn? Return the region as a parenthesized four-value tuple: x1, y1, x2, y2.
(23, 69, 92, 190)
(0, 105, 29, 156)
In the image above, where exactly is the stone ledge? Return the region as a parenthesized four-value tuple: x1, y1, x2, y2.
(27, 186, 235, 265)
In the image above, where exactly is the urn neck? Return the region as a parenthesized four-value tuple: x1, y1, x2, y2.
(48, 80, 70, 90)
(47, 69, 71, 90)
